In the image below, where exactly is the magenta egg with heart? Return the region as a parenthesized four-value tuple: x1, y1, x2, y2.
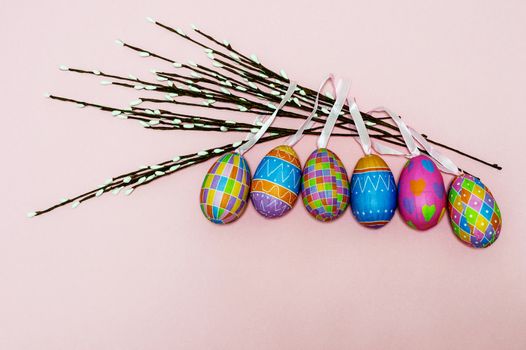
(397, 155, 446, 230)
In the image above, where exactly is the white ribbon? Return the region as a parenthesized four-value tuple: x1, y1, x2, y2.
(317, 78, 351, 149)
(368, 107, 419, 157)
(347, 98, 372, 155)
(341, 98, 407, 157)
(283, 78, 404, 157)
(409, 127, 461, 175)
(285, 75, 335, 147)
(352, 105, 408, 156)
(236, 81, 297, 155)
(368, 107, 461, 175)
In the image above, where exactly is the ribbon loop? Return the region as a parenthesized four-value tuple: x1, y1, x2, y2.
(368, 107, 420, 157)
(341, 98, 408, 157)
(317, 78, 351, 149)
(285, 75, 334, 147)
(370, 141, 408, 156)
(368, 107, 461, 175)
(236, 81, 297, 155)
(409, 127, 461, 175)
(347, 98, 372, 155)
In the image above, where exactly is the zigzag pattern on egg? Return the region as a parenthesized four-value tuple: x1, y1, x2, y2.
(251, 145, 302, 218)
(251, 180, 297, 206)
(350, 154, 397, 228)
(265, 146, 301, 167)
(251, 194, 291, 218)
(253, 158, 301, 189)
(351, 173, 396, 194)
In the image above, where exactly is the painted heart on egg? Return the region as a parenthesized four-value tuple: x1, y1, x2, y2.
(433, 182, 445, 198)
(439, 207, 446, 221)
(403, 197, 415, 214)
(422, 204, 436, 222)
(398, 155, 446, 231)
(407, 221, 417, 229)
(421, 159, 435, 173)
(410, 179, 426, 196)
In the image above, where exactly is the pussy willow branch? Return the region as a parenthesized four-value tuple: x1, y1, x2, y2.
(115, 37, 408, 141)
(64, 47, 462, 166)
(31, 20, 501, 217)
(147, 19, 501, 170)
(61, 66, 390, 141)
(30, 120, 378, 217)
(74, 27, 494, 169)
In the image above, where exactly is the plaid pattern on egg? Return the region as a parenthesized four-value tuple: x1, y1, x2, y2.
(200, 152, 251, 224)
(301, 148, 350, 222)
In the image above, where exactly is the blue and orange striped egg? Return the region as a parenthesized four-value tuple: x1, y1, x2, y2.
(301, 148, 350, 222)
(250, 145, 302, 218)
(200, 152, 251, 224)
(350, 154, 397, 228)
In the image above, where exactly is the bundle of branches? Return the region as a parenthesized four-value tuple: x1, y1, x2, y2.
(28, 19, 501, 217)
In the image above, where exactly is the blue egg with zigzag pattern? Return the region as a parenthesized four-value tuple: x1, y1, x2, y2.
(250, 145, 302, 218)
(350, 154, 397, 228)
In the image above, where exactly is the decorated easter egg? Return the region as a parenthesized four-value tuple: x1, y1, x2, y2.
(250, 145, 302, 218)
(301, 148, 350, 222)
(398, 155, 446, 230)
(448, 174, 502, 248)
(350, 154, 397, 228)
(200, 152, 251, 224)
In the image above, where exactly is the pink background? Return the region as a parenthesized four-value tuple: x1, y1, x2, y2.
(2, 0, 526, 349)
